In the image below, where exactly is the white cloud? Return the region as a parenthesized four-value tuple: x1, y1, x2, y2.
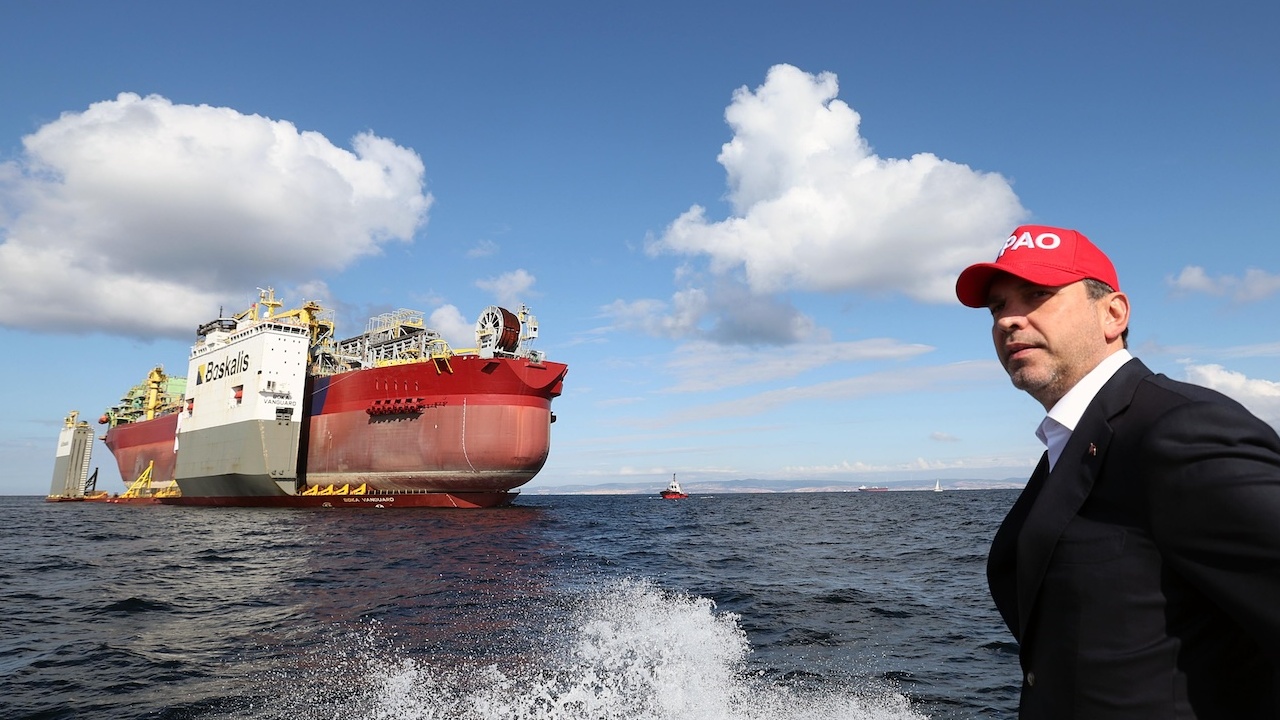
(428, 304, 475, 349)
(1167, 266, 1219, 294)
(1168, 265, 1280, 302)
(661, 360, 999, 424)
(0, 92, 430, 338)
(602, 279, 822, 345)
(602, 292, 708, 341)
(648, 64, 1027, 303)
(662, 338, 934, 393)
(476, 268, 536, 308)
(292, 280, 333, 306)
(1236, 270, 1280, 302)
(1183, 364, 1280, 425)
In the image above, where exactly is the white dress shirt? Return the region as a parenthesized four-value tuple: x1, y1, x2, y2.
(1036, 349, 1133, 470)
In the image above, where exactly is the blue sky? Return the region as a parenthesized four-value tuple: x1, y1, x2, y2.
(2, 2, 1278, 496)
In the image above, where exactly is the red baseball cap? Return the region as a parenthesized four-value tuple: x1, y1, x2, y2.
(955, 225, 1120, 308)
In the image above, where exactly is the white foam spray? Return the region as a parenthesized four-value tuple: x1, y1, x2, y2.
(277, 578, 928, 720)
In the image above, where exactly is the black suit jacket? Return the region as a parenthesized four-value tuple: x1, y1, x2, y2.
(988, 358, 1280, 719)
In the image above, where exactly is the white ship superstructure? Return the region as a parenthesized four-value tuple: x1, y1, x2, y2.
(174, 299, 312, 497)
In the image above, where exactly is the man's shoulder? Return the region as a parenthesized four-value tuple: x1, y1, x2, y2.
(1098, 359, 1253, 420)
(1126, 366, 1274, 439)
(1137, 370, 1248, 408)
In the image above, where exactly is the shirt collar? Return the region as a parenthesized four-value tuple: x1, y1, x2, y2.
(1035, 349, 1132, 468)
(1045, 348, 1133, 433)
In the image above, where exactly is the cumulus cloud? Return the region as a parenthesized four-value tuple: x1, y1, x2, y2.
(1167, 266, 1280, 302)
(428, 304, 475, 349)
(1183, 363, 1280, 425)
(476, 268, 536, 308)
(0, 92, 431, 338)
(603, 278, 820, 345)
(648, 64, 1027, 304)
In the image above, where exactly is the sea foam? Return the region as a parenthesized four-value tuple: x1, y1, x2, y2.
(292, 578, 927, 720)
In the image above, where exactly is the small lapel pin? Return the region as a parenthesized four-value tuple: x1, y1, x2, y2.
(1088, 442, 1097, 456)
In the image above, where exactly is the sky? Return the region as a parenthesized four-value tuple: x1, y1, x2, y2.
(2, 1, 1278, 496)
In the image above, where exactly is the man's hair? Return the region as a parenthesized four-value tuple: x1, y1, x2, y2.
(1083, 278, 1129, 347)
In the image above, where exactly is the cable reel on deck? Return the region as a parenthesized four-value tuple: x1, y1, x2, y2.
(475, 306, 521, 355)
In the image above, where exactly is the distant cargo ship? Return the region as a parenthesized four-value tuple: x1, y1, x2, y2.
(857, 486, 889, 493)
(93, 289, 567, 508)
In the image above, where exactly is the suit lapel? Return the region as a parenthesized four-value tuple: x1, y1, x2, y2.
(1014, 358, 1151, 638)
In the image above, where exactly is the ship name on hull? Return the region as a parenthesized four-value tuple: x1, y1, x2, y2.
(197, 351, 250, 385)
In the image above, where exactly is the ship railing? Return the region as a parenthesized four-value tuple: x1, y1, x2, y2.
(225, 320, 312, 343)
(309, 350, 362, 376)
(358, 334, 451, 367)
(301, 483, 368, 496)
(364, 328, 440, 351)
(364, 309, 426, 337)
(450, 346, 546, 364)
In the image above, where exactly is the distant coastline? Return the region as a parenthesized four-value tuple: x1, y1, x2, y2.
(7, 478, 1028, 499)
(525, 478, 1027, 495)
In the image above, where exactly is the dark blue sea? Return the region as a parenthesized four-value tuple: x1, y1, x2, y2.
(1, 491, 1022, 719)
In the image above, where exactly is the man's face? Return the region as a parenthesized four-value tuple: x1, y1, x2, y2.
(985, 274, 1114, 409)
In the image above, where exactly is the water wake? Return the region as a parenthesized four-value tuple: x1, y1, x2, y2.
(277, 579, 927, 720)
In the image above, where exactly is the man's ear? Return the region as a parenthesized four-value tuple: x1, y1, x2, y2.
(1102, 292, 1130, 343)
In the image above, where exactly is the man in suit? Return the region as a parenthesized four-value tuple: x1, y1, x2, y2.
(955, 225, 1280, 718)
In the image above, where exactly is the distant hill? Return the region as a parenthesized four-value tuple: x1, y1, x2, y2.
(524, 477, 1026, 495)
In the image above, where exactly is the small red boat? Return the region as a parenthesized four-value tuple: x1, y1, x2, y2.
(659, 474, 688, 500)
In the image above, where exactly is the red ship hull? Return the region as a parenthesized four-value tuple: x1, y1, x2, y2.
(306, 355, 566, 492)
(101, 413, 179, 485)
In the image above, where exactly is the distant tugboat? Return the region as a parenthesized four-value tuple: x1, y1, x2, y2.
(660, 474, 689, 500)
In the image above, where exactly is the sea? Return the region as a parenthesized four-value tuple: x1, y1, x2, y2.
(2, 490, 1024, 720)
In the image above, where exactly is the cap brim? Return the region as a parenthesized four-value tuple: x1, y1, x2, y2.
(955, 262, 1094, 308)
(955, 264, 1002, 308)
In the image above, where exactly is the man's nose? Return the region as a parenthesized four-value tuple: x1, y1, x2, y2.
(995, 312, 1024, 333)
